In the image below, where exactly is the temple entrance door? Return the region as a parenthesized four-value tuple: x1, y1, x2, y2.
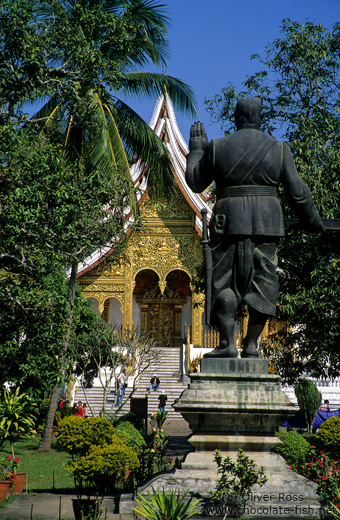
(134, 269, 191, 348)
(141, 302, 183, 347)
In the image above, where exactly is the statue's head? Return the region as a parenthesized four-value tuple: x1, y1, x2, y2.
(234, 97, 262, 129)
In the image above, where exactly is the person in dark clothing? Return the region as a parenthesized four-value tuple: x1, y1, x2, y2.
(158, 390, 167, 413)
(149, 376, 160, 391)
(186, 97, 324, 359)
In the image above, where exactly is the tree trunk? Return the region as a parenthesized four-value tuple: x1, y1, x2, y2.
(39, 262, 78, 451)
(39, 384, 60, 451)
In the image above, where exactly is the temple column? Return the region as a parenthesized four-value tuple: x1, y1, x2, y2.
(101, 299, 110, 325)
(98, 300, 105, 317)
(191, 292, 204, 346)
(122, 255, 134, 330)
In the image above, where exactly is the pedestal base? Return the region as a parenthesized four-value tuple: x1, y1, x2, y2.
(120, 451, 323, 519)
(173, 359, 295, 436)
(185, 434, 281, 459)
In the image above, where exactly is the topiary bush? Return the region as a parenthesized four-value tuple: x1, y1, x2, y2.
(114, 421, 145, 455)
(294, 379, 322, 433)
(56, 416, 115, 458)
(317, 416, 340, 458)
(67, 438, 139, 493)
(275, 430, 310, 465)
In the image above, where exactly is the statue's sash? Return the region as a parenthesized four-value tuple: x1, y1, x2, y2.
(215, 133, 277, 185)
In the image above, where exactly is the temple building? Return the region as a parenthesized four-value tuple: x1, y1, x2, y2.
(77, 95, 210, 349)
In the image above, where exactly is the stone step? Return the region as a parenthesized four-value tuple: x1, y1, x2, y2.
(74, 346, 186, 420)
(75, 386, 186, 419)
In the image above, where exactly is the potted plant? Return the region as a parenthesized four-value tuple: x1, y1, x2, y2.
(56, 416, 139, 520)
(206, 449, 268, 518)
(68, 441, 139, 520)
(7, 456, 26, 495)
(0, 456, 13, 505)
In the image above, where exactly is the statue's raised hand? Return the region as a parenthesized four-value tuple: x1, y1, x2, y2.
(189, 121, 208, 151)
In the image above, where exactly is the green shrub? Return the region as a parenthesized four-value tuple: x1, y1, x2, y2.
(113, 412, 146, 435)
(317, 416, 340, 458)
(114, 421, 145, 455)
(67, 438, 139, 491)
(275, 430, 310, 465)
(38, 398, 50, 418)
(55, 404, 74, 423)
(56, 416, 115, 457)
(209, 449, 267, 508)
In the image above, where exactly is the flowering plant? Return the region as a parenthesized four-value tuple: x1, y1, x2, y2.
(327, 488, 340, 518)
(135, 429, 172, 483)
(0, 455, 15, 480)
(290, 446, 340, 506)
(9, 455, 20, 476)
(150, 411, 167, 429)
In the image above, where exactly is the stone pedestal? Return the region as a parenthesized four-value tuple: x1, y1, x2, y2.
(120, 359, 323, 519)
(174, 359, 295, 448)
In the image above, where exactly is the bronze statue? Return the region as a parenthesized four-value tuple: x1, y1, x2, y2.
(186, 97, 324, 358)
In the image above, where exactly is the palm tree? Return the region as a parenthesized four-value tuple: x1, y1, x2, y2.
(32, 0, 197, 451)
(32, 0, 196, 198)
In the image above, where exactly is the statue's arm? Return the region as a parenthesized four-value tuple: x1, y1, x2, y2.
(186, 122, 214, 193)
(281, 143, 325, 232)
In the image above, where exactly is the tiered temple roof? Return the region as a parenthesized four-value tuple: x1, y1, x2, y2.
(78, 94, 211, 278)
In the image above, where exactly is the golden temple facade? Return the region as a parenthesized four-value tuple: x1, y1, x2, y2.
(78, 188, 205, 347)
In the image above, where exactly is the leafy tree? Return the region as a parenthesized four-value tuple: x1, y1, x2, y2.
(0, 128, 131, 450)
(204, 20, 340, 383)
(1, 0, 197, 197)
(1, 0, 196, 450)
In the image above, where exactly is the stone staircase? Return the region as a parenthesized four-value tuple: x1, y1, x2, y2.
(74, 347, 189, 421)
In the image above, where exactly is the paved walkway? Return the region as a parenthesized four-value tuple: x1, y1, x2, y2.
(0, 421, 193, 520)
(0, 494, 127, 520)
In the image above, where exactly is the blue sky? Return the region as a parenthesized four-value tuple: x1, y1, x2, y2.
(122, 0, 339, 142)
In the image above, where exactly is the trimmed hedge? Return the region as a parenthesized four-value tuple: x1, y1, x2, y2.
(114, 421, 145, 455)
(275, 430, 310, 465)
(67, 438, 139, 484)
(317, 416, 340, 458)
(56, 416, 115, 456)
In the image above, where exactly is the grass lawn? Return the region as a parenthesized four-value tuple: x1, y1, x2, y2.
(0, 437, 75, 493)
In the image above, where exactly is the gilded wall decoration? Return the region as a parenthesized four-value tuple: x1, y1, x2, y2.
(81, 284, 125, 293)
(79, 185, 204, 346)
(140, 192, 192, 220)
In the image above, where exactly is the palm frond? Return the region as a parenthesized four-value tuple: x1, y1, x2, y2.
(108, 97, 175, 198)
(122, 0, 170, 66)
(102, 0, 170, 66)
(116, 72, 197, 117)
(85, 93, 137, 212)
(30, 96, 64, 135)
